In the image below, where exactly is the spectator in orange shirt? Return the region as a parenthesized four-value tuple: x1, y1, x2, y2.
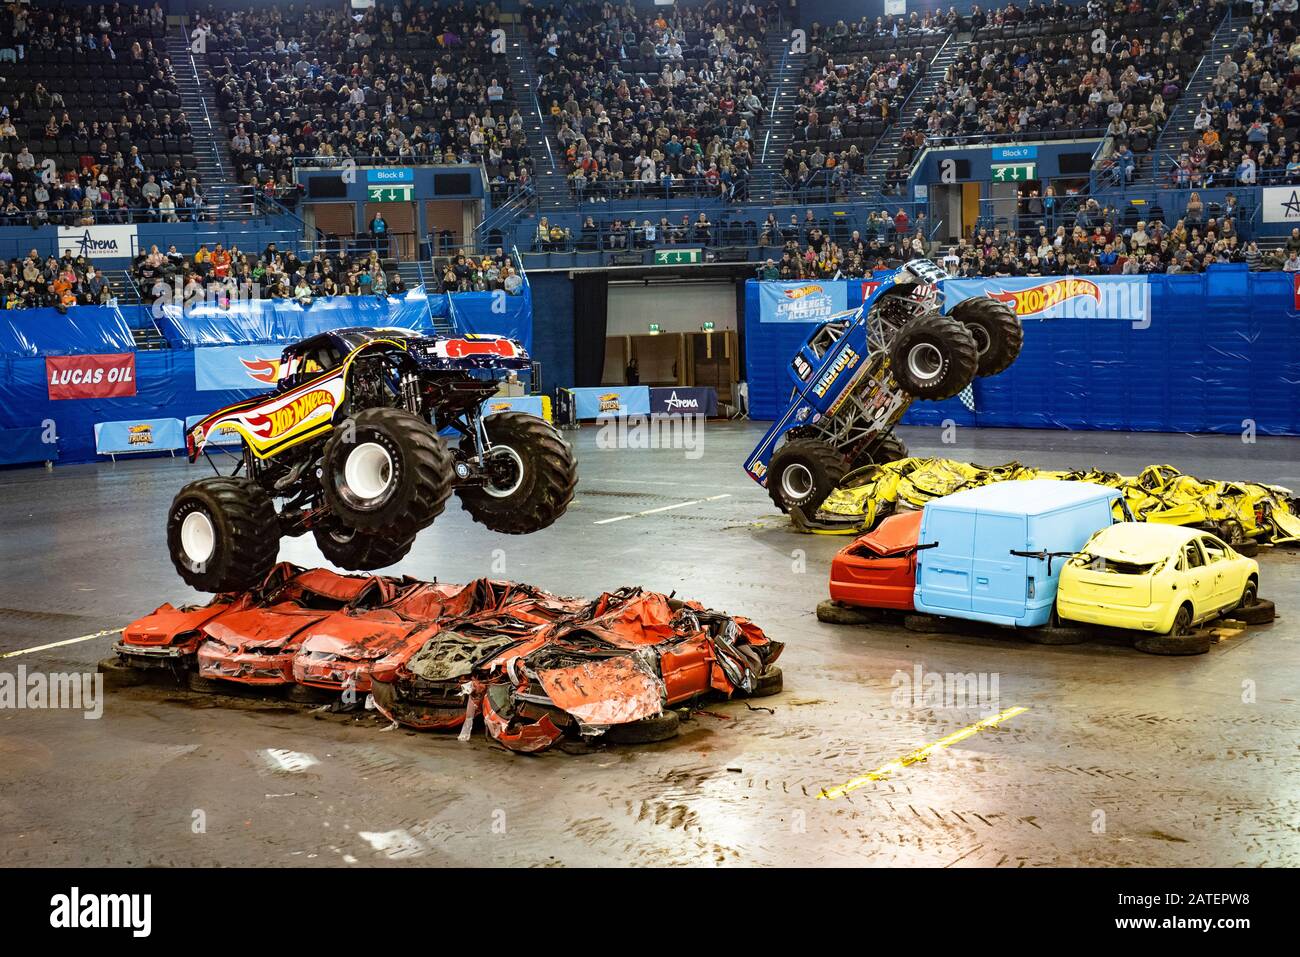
(211, 244, 232, 279)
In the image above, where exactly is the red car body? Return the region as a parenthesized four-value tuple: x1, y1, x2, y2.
(828, 509, 924, 610)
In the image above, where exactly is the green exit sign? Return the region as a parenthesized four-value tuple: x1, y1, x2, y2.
(648, 323, 661, 334)
(654, 249, 702, 265)
(991, 162, 1037, 183)
(701, 321, 715, 332)
(367, 184, 413, 201)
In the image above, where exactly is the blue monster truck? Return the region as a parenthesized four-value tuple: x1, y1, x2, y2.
(744, 259, 1023, 516)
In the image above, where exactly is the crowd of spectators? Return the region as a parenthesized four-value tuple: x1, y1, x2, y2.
(912, 0, 1224, 167)
(0, 3, 207, 224)
(131, 242, 413, 303)
(438, 247, 524, 293)
(1163, 2, 1300, 188)
(528, 0, 776, 202)
(788, 13, 953, 196)
(0, 251, 113, 310)
(202, 0, 532, 196)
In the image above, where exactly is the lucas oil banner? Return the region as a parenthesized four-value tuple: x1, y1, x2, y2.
(759, 281, 849, 323)
(942, 276, 1150, 322)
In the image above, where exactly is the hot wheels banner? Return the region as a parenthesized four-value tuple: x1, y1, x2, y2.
(194, 344, 286, 391)
(759, 280, 850, 323)
(943, 276, 1150, 323)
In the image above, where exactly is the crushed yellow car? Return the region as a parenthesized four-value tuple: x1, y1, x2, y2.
(810, 458, 1300, 546)
(1055, 523, 1259, 636)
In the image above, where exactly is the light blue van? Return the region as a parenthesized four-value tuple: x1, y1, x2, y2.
(913, 480, 1127, 628)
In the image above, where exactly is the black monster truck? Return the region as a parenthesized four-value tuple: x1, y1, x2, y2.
(169, 328, 577, 592)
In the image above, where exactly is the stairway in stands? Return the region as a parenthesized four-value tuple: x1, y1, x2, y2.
(857, 32, 959, 203)
(165, 32, 249, 214)
(755, 30, 807, 178)
(1149, 12, 1245, 185)
(505, 22, 568, 211)
(395, 261, 454, 333)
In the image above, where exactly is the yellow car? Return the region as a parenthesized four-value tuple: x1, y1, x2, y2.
(1055, 523, 1259, 636)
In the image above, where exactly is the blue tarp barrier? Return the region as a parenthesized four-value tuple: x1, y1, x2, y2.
(0, 351, 254, 464)
(744, 267, 1300, 436)
(446, 290, 535, 353)
(155, 286, 441, 347)
(0, 304, 140, 357)
(0, 425, 58, 466)
(94, 417, 184, 457)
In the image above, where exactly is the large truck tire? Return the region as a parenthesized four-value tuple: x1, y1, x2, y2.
(312, 521, 416, 571)
(767, 438, 846, 514)
(167, 476, 280, 593)
(950, 296, 1023, 377)
(321, 407, 453, 534)
(848, 431, 909, 471)
(888, 312, 979, 401)
(456, 412, 577, 534)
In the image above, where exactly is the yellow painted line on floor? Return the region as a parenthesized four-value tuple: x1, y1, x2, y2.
(0, 627, 125, 660)
(593, 493, 731, 525)
(817, 705, 1029, 800)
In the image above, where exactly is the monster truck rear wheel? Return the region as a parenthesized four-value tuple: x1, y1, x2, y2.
(888, 312, 979, 401)
(167, 476, 280, 593)
(312, 520, 416, 571)
(848, 432, 909, 471)
(949, 296, 1023, 377)
(767, 438, 846, 514)
(321, 407, 453, 533)
(456, 412, 577, 533)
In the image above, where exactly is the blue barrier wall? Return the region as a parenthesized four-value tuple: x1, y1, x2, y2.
(744, 267, 1300, 436)
(0, 288, 535, 465)
(528, 272, 576, 393)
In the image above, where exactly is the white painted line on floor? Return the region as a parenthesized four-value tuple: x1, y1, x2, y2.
(1, 627, 124, 659)
(591, 477, 759, 493)
(593, 493, 731, 525)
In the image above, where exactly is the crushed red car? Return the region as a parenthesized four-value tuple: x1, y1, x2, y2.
(828, 508, 925, 611)
(112, 564, 783, 752)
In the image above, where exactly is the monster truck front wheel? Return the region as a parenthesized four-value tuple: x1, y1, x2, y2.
(456, 412, 577, 533)
(847, 432, 909, 471)
(321, 407, 453, 533)
(888, 312, 979, 401)
(949, 296, 1023, 377)
(312, 520, 416, 571)
(767, 438, 846, 514)
(167, 476, 280, 592)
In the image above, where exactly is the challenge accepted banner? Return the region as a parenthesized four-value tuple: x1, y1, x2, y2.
(758, 281, 849, 322)
(943, 276, 1150, 323)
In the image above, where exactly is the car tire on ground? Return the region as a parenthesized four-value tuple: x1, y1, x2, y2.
(98, 656, 148, 689)
(166, 476, 280, 593)
(949, 296, 1024, 377)
(1237, 598, 1275, 625)
(737, 665, 783, 698)
(187, 672, 227, 694)
(1025, 610, 1091, 645)
(888, 311, 980, 400)
(455, 412, 577, 534)
(312, 520, 415, 571)
(847, 431, 909, 471)
(1134, 630, 1213, 656)
(321, 407, 453, 533)
(604, 710, 681, 744)
(767, 438, 846, 514)
(816, 599, 885, 625)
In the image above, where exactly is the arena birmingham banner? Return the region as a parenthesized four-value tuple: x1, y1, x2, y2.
(942, 276, 1151, 323)
(1262, 185, 1300, 224)
(758, 280, 850, 323)
(56, 225, 140, 260)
